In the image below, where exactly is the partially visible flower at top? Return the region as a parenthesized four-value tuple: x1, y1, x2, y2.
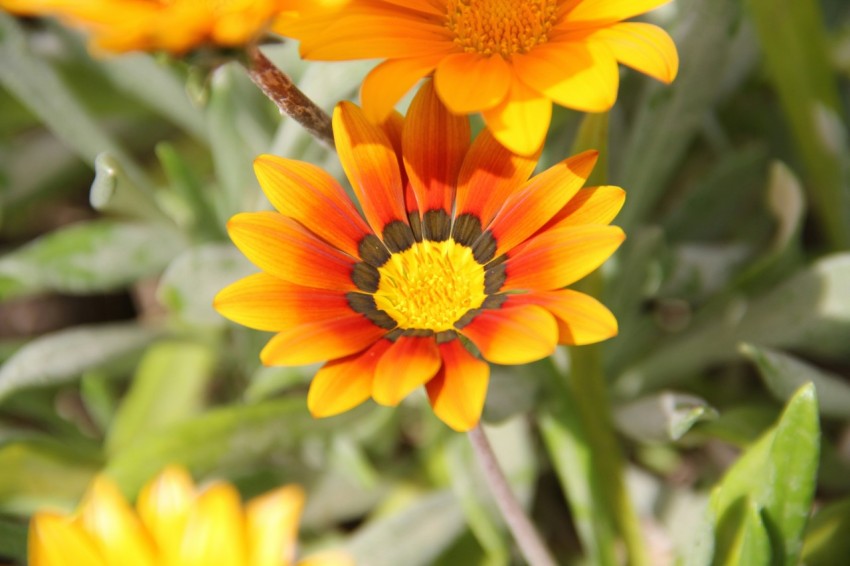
(215, 81, 625, 432)
(28, 466, 351, 566)
(275, 0, 679, 156)
(0, 0, 348, 54)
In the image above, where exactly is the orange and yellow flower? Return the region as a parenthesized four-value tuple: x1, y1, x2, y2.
(276, 0, 678, 155)
(0, 0, 344, 54)
(215, 81, 624, 432)
(28, 466, 351, 566)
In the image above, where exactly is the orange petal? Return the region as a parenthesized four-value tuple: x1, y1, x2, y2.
(308, 339, 392, 417)
(361, 54, 446, 123)
(402, 81, 470, 236)
(508, 291, 618, 345)
(426, 340, 489, 432)
(334, 102, 414, 250)
(29, 513, 107, 566)
(227, 212, 356, 291)
(537, 185, 626, 235)
(487, 150, 598, 256)
(460, 304, 558, 365)
(434, 53, 512, 113)
(513, 41, 619, 113)
(372, 336, 441, 406)
(214, 273, 352, 332)
(246, 485, 305, 566)
(502, 225, 625, 291)
(136, 467, 195, 562)
(178, 483, 247, 566)
(261, 315, 385, 366)
(79, 476, 158, 566)
(454, 128, 539, 231)
(253, 155, 372, 258)
(590, 22, 678, 84)
(562, 0, 673, 24)
(481, 75, 552, 156)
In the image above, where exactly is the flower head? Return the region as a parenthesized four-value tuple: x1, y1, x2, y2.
(275, 0, 678, 155)
(0, 0, 343, 54)
(28, 466, 350, 566)
(215, 81, 625, 432)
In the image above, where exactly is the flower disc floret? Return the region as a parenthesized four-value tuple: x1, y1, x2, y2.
(446, 0, 558, 57)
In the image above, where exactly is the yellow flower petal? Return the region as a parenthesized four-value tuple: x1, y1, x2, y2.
(246, 485, 305, 566)
(179, 483, 247, 566)
(136, 466, 195, 562)
(29, 513, 107, 566)
(563, 0, 673, 23)
(461, 304, 558, 365)
(361, 54, 447, 123)
(481, 75, 552, 156)
(591, 22, 679, 83)
(434, 53, 512, 113)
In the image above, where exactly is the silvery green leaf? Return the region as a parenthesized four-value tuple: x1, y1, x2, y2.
(614, 392, 717, 442)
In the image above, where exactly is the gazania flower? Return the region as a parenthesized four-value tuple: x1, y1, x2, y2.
(275, 0, 678, 155)
(28, 466, 351, 566)
(0, 0, 344, 54)
(215, 81, 625, 432)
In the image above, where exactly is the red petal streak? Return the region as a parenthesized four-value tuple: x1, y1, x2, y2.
(461, 304, 558, 365)
(402, 81, 470, 224)
(214, 273, 351, 331)
(487, 150, 598, 256)
(372, 337, 441, 406)
(227, 212, 356, 291)
(426, 340, 489, 432)
(508, 291, 618, 345)
(334, 102, 408, 236)
(308, 339, 393, 418)
(454, 128, 539, 228)
(503, 224, 625, 292)
(253, 155, 371, 257)
(261, 315, 385, 366)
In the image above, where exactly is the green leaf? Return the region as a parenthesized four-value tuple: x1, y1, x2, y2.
(0, 439, 99, 515)
(105, 341, 215, 456)
(0, 517, 27, 563)
(710, 383, 820, 566)
(718, 499, 772, 566)
(741, 344, 850, 419)
(0, 323, 158, 401)
(801, 498, 850, 565)
(89, 153, 170, 222)
(0, 220, 186, 301)
(614, 392, 717, 443)
(345, 491, 465, 566)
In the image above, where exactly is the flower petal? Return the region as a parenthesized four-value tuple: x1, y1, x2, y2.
(308, 339, 392, 417)
(261, 315, 385, 366)
(334, 102, 415, 251)
(514, 40, 619, 112)
(79, 476, 157, 566)
(461, 304, 558, 365)
(402, 81, 470, 238)
(361, 54, 446, 123)
(502, 225, 625, 291)
(537, 185, 626, 234)
(508, 290, 618, 345)
(179, 483, 247, 566)
(246, 485, 305, 566)
(481, 75, 552, 156)
(453, 128, 539, 232)
(214, 273, 353, 332)
(253, 155, 372, 258)
(434, 52, 512, 113)
(562, 0, 673, 24)
(485, 150, 599, 256)
(136, 467, 195, 562)
(29, 513, 107, 566)
(425, 340, 489, 432)
(591, 22, 678, 83)
(227, 212, 356, 291)
(372, 336, 441, 406)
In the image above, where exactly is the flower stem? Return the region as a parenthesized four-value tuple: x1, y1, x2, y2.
(244, 46, 335, 148)
(468, 425, 558, 566)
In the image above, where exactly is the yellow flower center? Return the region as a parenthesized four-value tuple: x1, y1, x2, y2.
(445, 0, 559, 58)
(374, 239, 487, 332)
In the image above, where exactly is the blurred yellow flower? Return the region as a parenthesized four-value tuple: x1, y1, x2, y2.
(0, 0, 345, 54)
(276, 0, 678, 155)
(27, 467, 352, 566)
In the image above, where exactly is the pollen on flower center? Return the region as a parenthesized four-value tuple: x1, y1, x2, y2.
(445, 0, 559, 58)
(374, 239, 487, 332)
